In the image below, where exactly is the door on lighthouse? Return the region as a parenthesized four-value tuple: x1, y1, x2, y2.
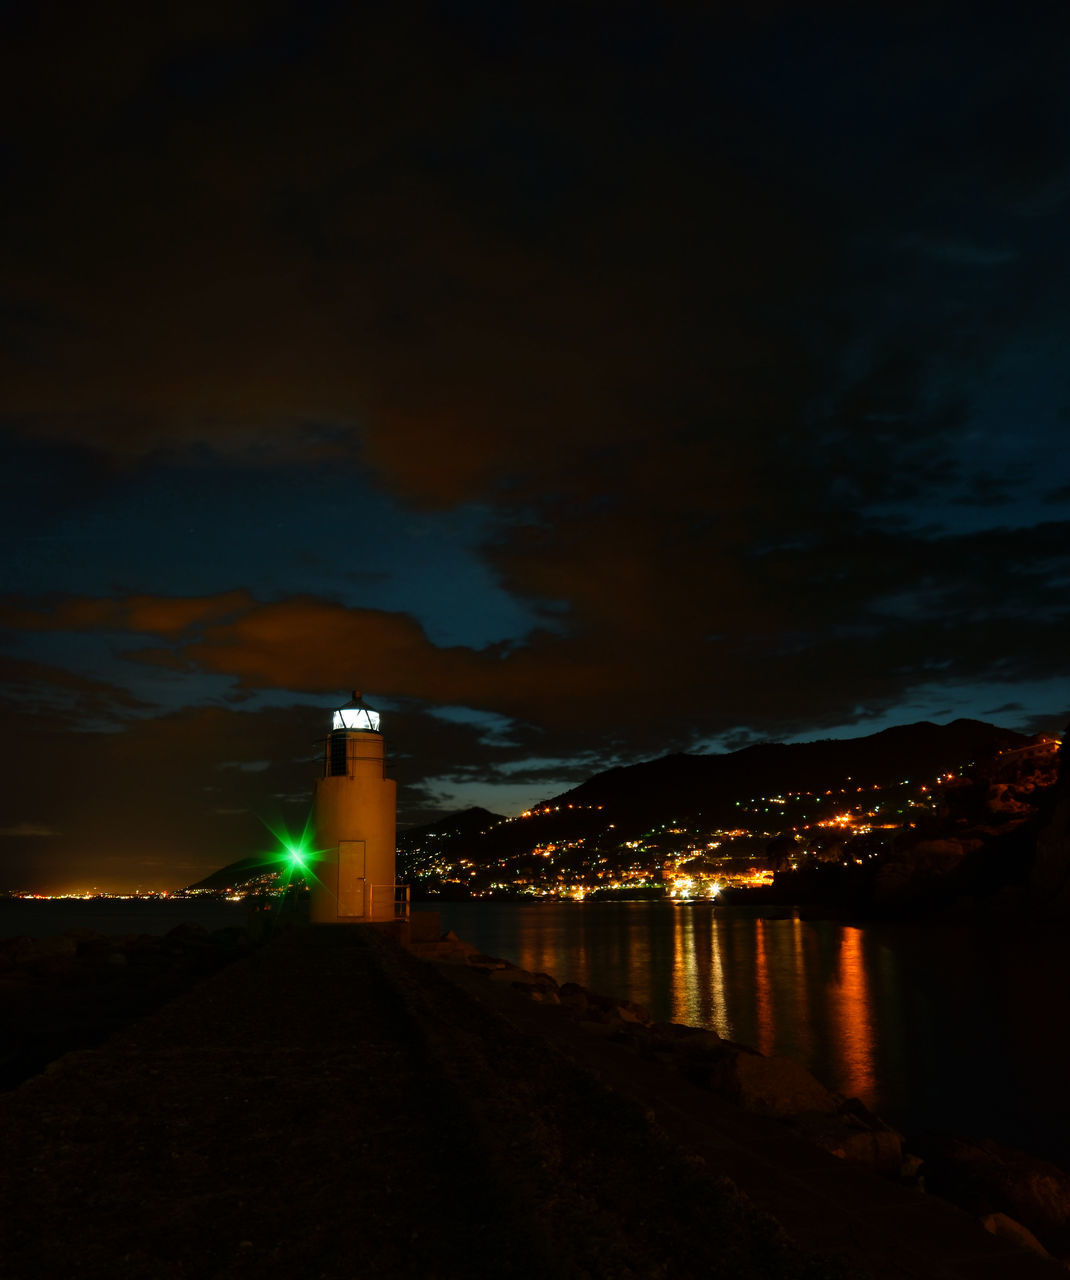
(337, 840, 366, 917)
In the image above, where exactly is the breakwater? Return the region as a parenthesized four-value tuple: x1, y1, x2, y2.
(2, 922, 1062, 1277)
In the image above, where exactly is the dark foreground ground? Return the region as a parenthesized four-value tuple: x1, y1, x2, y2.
(0, 927, 1057, 1279)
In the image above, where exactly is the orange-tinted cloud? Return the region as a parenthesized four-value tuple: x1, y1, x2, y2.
(0, 591, 253, 635)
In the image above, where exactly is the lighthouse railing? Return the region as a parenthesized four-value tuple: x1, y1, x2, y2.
(369, 882, 411, 921)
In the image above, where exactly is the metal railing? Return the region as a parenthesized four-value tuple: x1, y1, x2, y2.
(369, 882, 411, 920)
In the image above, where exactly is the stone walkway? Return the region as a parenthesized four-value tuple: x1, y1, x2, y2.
(0, 926, 1058, 1278)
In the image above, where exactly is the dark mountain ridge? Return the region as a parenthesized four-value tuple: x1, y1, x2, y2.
(197, 720, 1038, 890)
(553, 718, 1028, 828)
(397, 806, 503, 840)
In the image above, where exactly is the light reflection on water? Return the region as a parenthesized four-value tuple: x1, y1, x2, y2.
(436, 899, 1070, 1165)
(8, 897, 1069, 1164)
(830, 926, 875, 1101)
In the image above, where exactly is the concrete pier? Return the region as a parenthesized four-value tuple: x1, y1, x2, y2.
(0, 927, 1058, 1278)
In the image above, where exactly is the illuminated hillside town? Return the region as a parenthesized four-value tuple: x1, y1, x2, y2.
(5, 734, 1058, 905)
(396, 737, 1059, 902)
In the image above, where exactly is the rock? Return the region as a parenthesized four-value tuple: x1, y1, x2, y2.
(557, 982, 589, 1012)
(705, 1044, 841, 1117)
(0, 936, 36, 969)
(981, 1212, 1051, 1258)
(164, 922, 209, 942)
(488, 965, 537, 984)
(208, 927, 249, 949)
(579, 1002, 626, 1029)
(121, 934, 163, 957)
(916, 1133, 1070, 1247)
(0, 934, 79, 970)
(434, 938, 479, 960)
(789, 1112, 903, 1175)
(36, 935, 79, 960)
(607, 1023, 656, 1054)
(661, 1026, 723, 1056)
(584, 990, 650, 1025)
(75, 938, 115, 962)
(576, 1018, 621, 1038)
(466, 953, 507, 970)
(511, 981, 560, 1005)
(650, 1021, 709, 1041)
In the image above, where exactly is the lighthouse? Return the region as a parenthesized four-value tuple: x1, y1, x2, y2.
(309, 692, 400, 924)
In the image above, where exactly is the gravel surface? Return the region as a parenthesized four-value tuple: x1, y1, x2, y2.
(0, 926, 857, 1280)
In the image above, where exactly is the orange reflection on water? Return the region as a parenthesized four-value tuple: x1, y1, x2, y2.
(753, 920, 776, 1056)
(668, 907, 735, 1035)
(707, 917, 732, 1039)
(515, 932, 562, 981)
(830, 925, 876, 1101)
(789, 914, 814, 1058)
(514, 910, 587, 986)
(670, 904, 699, 1024)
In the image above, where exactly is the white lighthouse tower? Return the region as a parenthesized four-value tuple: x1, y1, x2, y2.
(309, 692, 399, 924)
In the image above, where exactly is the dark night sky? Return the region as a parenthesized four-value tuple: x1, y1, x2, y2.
(2, 2, 1069, 890)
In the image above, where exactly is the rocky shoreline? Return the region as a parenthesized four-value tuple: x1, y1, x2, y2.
(1, 923, 873, 1279)
(415, 928, 1070, 1267)
(4, 917, 1069, 1273)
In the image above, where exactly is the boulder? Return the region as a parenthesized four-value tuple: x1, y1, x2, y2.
(488, 965, 538, 984)
(511, 981, 560, 1005)
(607, 1022, 657, 1054)
(0, 934, 79, 970)
(0, 936, 36, 969)
(576, 1017, 623, 1038)
(62, 928, 105, 943)
(617, 1000, 651, 1025)
(650, 1021, 716, 1042)
(34, 934, 79, 960)
(121, 934, 163, 958)
(433, 938, 479, 960)
(704, 1043, 841, 1117)
(789, 1111, 904, 1175)
(916, 1133, 1070, 1248)
(208, 926, 250, 949)
(164, 921, 209, 943)
(981, 1212, 1051, 1258)
(660, 1026, 723, 1054)
(584, 990, 650, 1024)
(557, 982, 590, 1013)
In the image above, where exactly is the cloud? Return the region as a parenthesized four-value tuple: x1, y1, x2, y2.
(6, 501, 1070, 752)
(0, 656, 153, 727)
(4, 4, 1070, 888)
(0, 592, 253, 636)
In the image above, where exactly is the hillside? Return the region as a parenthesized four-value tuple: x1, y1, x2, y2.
(187, 852, 289, 892)
(193, 719, 1061, 910)
(556, 719, 1027, 826)
(398, 719, 1047, 900)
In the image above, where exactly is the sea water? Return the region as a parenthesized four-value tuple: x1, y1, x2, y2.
(434, 899, 1070, 1165)
(0, 897, 249, 940)
(5, 895, 1067, 1165)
